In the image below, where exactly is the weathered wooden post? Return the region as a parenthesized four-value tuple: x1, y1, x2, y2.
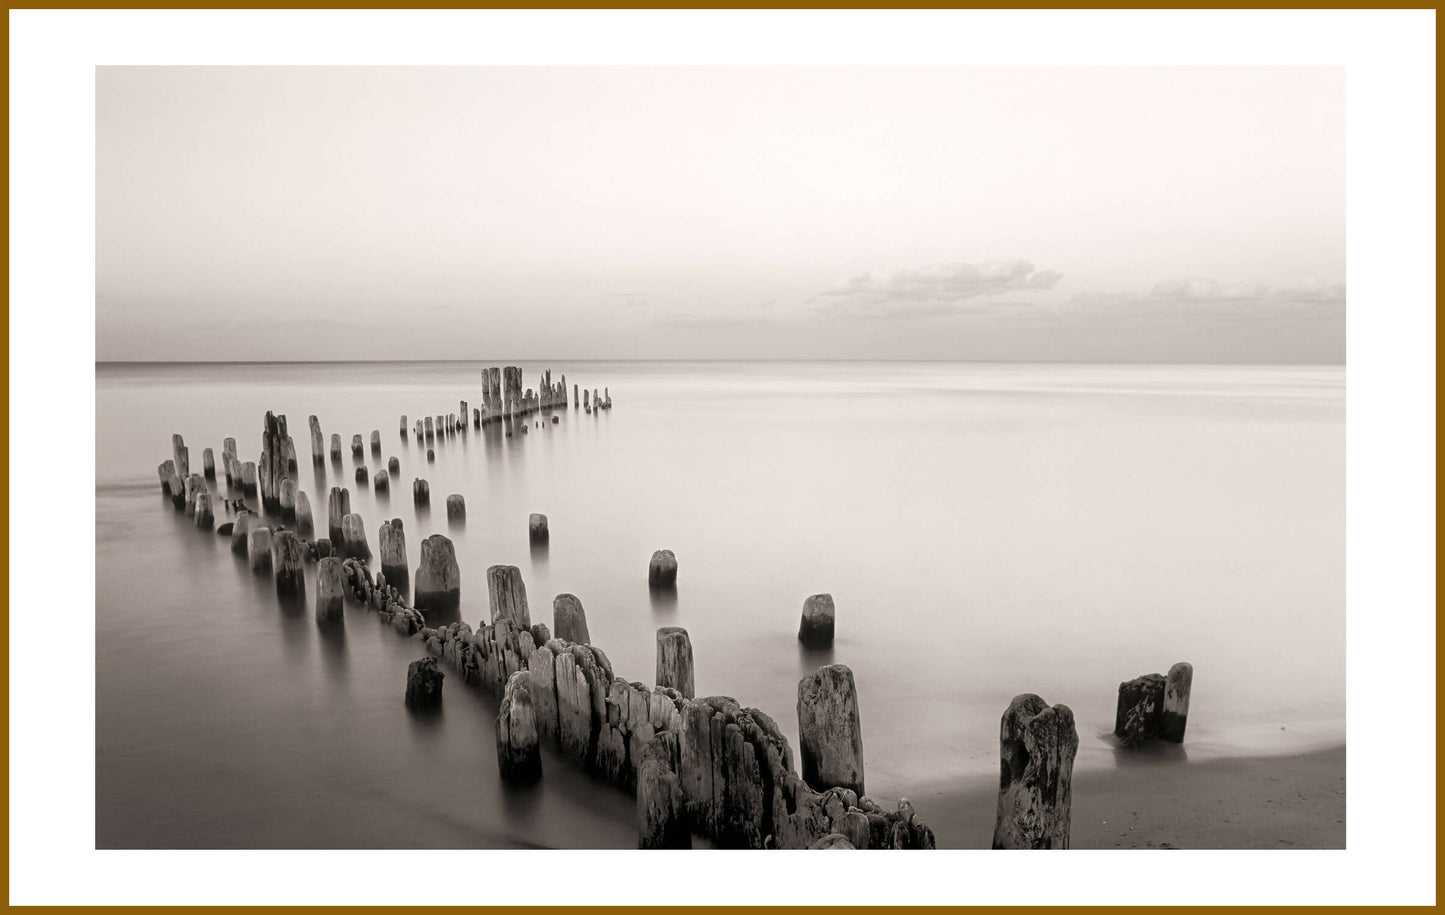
(283, 437, 298, 475)
(797, 664, 864, 796)
(414, 533, 461, 616)
(573, 384, 579, 408)
(355, 465, 368, 486)
(529, 513, 549, 545)
(370, 430, 381, 456)
(655, 627, 695, 699)
(231, 511, 254, 556)
(272, 530, 306, 595)
(993, 694, 1078, 849)
(172, 433, 189, 480)
(496, 671, 542, 783)
(637, 731, 689, 849)
(315, 556, 345, 623)
(373, 469, 389, 494)
(379, 519, 408, 593)
(279, 479, 297, 522)
(341, 512, 371, 562)
(194, 490, 214, 530)
(1160, 662, 1193, 743)
(1115, 673, 1166, 748)
(351, 434, 364, 459)
(248, 525, 273, 573)
(240, 461, 258, 500)
(259, 411, 289, 513)
(399, 415, 407, 438)
(168, 470, 186, 508)
(486, 565, 530, 628)
(446, 494, 465, 523)
(202, 447, 216, 480)
(424, 416, 434, 441)
(553, 593, 590, 644)
(329, 433, 343, 464)
(405, 657, 444, 710)
(387, 456, 400, 476)
(413, 478, 430, 508)
(295, 491, 314, 539)
(648, 550, 678, 588)
(327, 486, 351, 545)
(309, 415, 324, 465)
(426, 449, 435, 463)
(798, 593, 836, 648)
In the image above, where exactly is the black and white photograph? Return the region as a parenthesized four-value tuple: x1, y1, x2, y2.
(8, 8, 1437, 907)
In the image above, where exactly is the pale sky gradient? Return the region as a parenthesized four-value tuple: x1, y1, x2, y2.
(96, 66, 1345, 362)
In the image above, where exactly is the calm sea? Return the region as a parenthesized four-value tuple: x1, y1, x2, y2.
(95, 361, 1345, 848)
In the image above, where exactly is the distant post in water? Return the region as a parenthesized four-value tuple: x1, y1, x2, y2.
(1159, 662, 1193, 743)
(796, 664, 864, 796)
(351, 434, 363, 459)
(486, 564, 530, 628)
(370, 430, 381, 455)
(1114, 673, 1166, 748)
(413, 478, 429, 508)
(310, 415, 324, 465)
(279, 479, 297, 522)
(295, 491, 314, 539)
(202, 447, 216, 480)
(446, 494, 466, 523)
(248, 526, 273, 573)
(415, 534, 461, 616)
(993, 693, 1077, 849)
(529, 513, 549, 545)
(798, 593, 835, 648)
(655, 626, 695, 699)
(648, 550, 678, 588)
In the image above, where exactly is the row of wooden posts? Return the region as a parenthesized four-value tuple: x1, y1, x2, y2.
(155, 396, 1192, 850)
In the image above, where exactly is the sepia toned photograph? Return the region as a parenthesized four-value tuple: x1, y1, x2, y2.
(6, 7, 1436, 908)
(94, 63, 1346, 852)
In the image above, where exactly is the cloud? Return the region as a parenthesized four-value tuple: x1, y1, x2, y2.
(1149, 277, 1345, 307)
(821, 258, 1063, 308)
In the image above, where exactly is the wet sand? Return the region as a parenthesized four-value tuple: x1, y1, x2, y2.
(919, 744, 1346, 849)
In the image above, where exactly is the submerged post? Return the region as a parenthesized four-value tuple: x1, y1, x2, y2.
(413, 478, 430, 508)
(406, 657, 444, 710)
(798, 593, 835, 648)
(992, 694, 1078, 849)
(379, 519, 408, 593)
(415, 534, 461, 616)
(529, 513, 549, 545)
(315, 556, 345, 624)
(1114, 673, 1166, 748)
(655, 627, 695, 699)
(446, 494, 465, 523)
(341, 512, 371, 562)
(648, 550, 678, 588)
(272, 530, 306, 595)
(295, 491, 314, 539)
(329, 434, 342, 464)
(309, 415, 324, 465)
(797, 664, 864, 796)
(327, 486, 351, 545)
(248, 526, 273, 573)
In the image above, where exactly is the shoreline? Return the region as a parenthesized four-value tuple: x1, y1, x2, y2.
(917, 743, 1345, 849)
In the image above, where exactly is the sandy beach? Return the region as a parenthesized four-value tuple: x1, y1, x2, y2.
(919, 745, 1346, 849)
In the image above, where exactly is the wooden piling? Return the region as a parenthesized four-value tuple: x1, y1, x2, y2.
(379, 519, 408, 593)
(341, 512, 371, 562)
(797, 664, 864, 796)
(248, 526, 273, 573)
(202, 448, 216, 480)
(295, 491, 314, 539)
(992, 694, 1077, 849)
(351, 434, 364, 459)
(529, 513, 549, 545)
(279, 479, 297, 522)
(552, 593, 590, 644)
(655, 627, 695, 699)
(315, 556, 345, 623)
(405, 657, 444, 710)
(648, 550, 678, 588)
(309, 415, 324, 465)
(415, 534, 461, 616)
(1159, 662, 1193, 743)
(374, 468, 389, 494)
(497, 671, 542, 783)
(798, 594, 835, 648)
(370, 430, 381, 455)
(327, 486, 351, 545)
(272, 530, 306, 595)
(446, 494, 465, 523)
(486, 564, 530, 628)
(329, 434, 343, 464)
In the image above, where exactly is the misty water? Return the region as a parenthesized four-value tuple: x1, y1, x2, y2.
(95, 360, 1344, 848)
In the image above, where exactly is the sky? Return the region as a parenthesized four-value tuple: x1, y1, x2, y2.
(96, 66, 1345, 362)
